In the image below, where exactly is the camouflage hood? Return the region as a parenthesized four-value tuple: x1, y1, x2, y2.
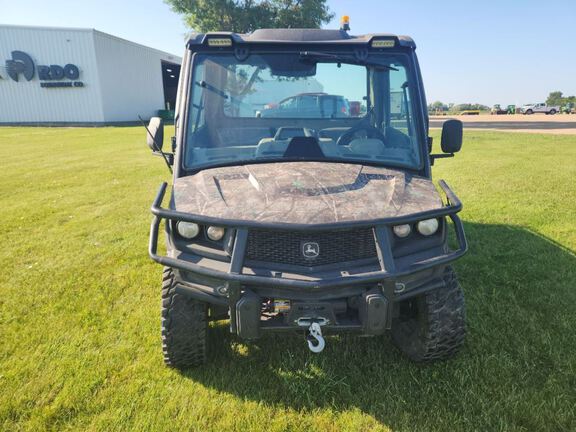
(173, 162, 443, 225)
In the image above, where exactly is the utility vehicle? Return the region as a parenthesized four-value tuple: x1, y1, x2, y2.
(561, 102, 575, 114)
(259, 93, 351, 118)
(491, 104, 508, 115)
(491, 104, 516, 115)
(520, 102, 559, 115)
(145, 26, 468, 368)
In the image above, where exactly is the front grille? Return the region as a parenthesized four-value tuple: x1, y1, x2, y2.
(245, 228, 378, 267)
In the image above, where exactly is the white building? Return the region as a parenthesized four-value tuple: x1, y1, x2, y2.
(0, 24, 182, 124)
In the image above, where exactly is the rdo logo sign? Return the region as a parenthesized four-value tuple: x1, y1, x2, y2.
(4, 50, 84, 88)
(38, 64, 80, 81)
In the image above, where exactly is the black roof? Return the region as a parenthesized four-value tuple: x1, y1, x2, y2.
(187, 28, 416, 48)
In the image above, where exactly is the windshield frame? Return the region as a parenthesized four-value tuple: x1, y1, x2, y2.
(179, 47, 427, 176)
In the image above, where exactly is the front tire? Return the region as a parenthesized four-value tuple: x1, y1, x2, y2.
(161, 267, 207, 368)
(391, 267, 466, 362)
(525, 109, 533, 115)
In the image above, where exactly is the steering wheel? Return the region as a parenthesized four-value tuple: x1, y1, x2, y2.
(336, 124, 386, 146)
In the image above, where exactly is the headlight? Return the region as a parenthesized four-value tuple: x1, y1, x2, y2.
(393, 224, 411, 238)
(417, 218, 439, 236)
(206, 226, 225, 241)
(176, 221, 200, 239)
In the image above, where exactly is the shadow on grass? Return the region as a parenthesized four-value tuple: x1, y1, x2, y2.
(179, 222, 576, 429)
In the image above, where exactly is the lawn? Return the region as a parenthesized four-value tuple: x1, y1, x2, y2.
(0, 127, 575, 431)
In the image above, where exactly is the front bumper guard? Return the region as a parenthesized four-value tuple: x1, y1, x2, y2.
(148, 179, 468, 291)
(149, 180, 467, 336)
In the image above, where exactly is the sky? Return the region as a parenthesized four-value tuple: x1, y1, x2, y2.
(1, 0, 575, 106)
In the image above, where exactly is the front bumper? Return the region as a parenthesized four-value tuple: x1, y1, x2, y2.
(148, 180, 468, 336)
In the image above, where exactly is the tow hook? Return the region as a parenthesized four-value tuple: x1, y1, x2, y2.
(306, 322, 325, 353)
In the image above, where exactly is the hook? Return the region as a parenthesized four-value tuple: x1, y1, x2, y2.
(306, 322, 325, 353)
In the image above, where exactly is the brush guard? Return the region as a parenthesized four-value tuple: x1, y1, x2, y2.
(148, 180, 468, 338)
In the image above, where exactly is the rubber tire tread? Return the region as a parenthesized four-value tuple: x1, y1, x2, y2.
(392, 267, 466, 362)
(161, 267, 207, 368)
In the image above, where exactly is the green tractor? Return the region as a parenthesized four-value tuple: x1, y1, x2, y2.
(491, 104, 507, 115)
(507, 105, 516, 115)
(561, 102, 575, 114)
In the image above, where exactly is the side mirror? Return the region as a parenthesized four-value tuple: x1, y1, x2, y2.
(147, 117, 164, 152)
(441, 119, 463, 153)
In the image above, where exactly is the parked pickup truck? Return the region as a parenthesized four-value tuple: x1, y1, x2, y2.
(520, 103, 560, 115)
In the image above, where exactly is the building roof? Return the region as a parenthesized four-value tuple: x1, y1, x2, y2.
(187, 28, 416, 48)
(0, 24, 181, 60)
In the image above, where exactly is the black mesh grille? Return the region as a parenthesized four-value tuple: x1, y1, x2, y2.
(245, 228, 378, 267)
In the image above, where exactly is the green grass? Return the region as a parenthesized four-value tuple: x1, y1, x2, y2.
(1, 127, 575, 431)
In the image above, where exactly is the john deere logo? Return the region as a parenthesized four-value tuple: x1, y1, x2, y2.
(2, 50, 84, 88)
(302, 242, 320, 259)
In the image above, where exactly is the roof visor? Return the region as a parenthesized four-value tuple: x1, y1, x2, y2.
(203, 35, 397, 49)
(188, 31, 414, 48)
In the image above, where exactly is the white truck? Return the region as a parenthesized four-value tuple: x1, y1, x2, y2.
(520, 103, 560, 115)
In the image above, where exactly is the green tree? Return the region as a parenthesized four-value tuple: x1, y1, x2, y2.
(451, 103, 489, 113)
(430, 101, 446, 111)
(546, 91, 564, 106)
(165, 0, 334, 33)
(428, 101, 449, 113)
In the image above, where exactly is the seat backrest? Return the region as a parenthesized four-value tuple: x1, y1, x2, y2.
(257, 137, 339, 157)
(348, 138, 386, 157)
(318, 138, 339, 157)
(255, 138, 289, 157)
(319, 127, 348, 142)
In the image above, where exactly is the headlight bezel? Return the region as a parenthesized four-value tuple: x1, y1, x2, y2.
(392, 218, 442, 239)
(170, 220, 232, 262)
(173, 220, 227, 244)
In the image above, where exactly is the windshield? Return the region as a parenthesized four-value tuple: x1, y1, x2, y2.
(183, 51, 423, 171)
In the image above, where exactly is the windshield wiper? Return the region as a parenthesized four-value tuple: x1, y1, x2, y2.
(196, 80, 229, 100)
(299, 51, 399, 71)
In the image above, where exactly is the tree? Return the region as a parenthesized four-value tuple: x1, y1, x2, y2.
(546, 91, 564, 106)
(428, 101, 446, 112)
(545, 91, 576, 108)
(428, 101, 447, 113)
(165, 0, 334, 33)
(452, 103, 490, 112)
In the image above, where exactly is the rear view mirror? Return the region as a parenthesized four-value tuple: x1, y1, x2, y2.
(441, 119, 463, 153)
(147, 117, 164, 152)
(269, 57, 316, 77)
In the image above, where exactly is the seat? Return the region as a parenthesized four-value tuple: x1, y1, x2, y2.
(255, 138, 289, 157)
(318, 138, 339, 157)
(348, 138, 386, 158)
(256, 137, 337, 158)
(319, 127, 348, 142)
